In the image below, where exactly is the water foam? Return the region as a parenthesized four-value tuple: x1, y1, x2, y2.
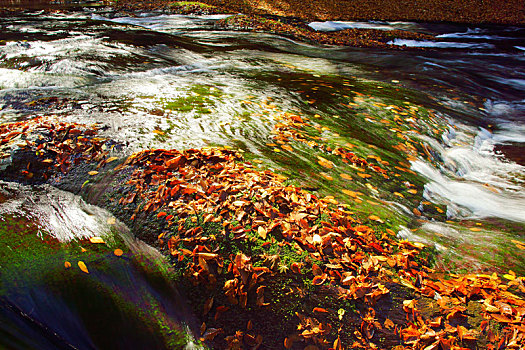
(387, 39, 495, 49)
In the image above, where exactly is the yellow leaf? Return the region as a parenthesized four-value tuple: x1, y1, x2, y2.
(64, 261, 71, 269)
(407, 189, 417, 194)
(357, 173, 371, 178)
(258, 226, 267, 239)
(114, 248, 124, 256)
(503, 274, 515, 281)
(469, 227, 482, 232)
(152, 129, 164, 135)
(340, 173, 353, 180)
(107, 217, 116, 225)
(89, 237, 105, 244)
(106, 156, 118, 163)
(88, 171, 99, 176)
(78, 261, 89, 274)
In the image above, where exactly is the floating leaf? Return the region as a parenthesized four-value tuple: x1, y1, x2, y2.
(342, 189, 358, 198)
(320, 172, 333, 181)
(357, 172, 371, 178)
(88, 171, 98, 176)
(64, 261, 71, 269)
(340, 173, 353, 180)
(317, 157, 333, 169)
(368, 215, 383, 223)
(78, 261, 89, 274)
(114, 248, 123, 257)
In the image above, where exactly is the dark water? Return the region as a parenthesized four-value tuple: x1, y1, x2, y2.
(0, 3, 524, 349)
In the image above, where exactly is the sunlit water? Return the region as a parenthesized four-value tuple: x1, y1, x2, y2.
(1, 5, 524, 348)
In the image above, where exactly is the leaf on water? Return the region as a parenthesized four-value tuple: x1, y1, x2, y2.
(88, 171, 99, 176)
(340, 173, 353, 180)
(64, 261, 71, 269)
(114, 248, 123, 257)
(106, 156, 118, 163)
(320, 172, 333, 181)
(281, 144, 293, 152)
(342, 189, 358, 198)
(89, 237, 105, 244)
(368, 215, 383, 223)
(78, 261, 89, 274)
(357, 173, 371, 178)
(317, 157, 333, 169)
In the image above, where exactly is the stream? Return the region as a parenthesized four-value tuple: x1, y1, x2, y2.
(1, 2, 524, 349)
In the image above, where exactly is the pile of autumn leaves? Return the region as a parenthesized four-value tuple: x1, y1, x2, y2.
(115, 147, 525, 349)
(1, 118, 524, 349)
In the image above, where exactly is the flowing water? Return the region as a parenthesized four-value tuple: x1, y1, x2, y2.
(0, 2, 524, 348)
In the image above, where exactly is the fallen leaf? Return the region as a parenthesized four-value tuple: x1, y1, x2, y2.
(114, 248, 123, 256)
(78, 261, 89, 273)
(313, 307, 328, 313)
(258, 226, 267, 239)
(88, 171, 99, 176)
(340, 173, 353, 180)
(89, 237, 105, 244)
(64, 261, 71, 269)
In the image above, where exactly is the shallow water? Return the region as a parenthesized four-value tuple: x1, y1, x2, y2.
(0, 4, 524, 348)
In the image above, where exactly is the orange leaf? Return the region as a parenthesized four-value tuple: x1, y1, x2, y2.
(384, 318, 394, 329)
(78, 261, 89, 274)
(64, 261, 71, 269)
(114, 248, 123, 256)
(343, 190, 358, 200)
(312, 274, 326, 285)
(157, 211, 167, 218)
(313, 307, 328, 313)
(340, 173, 353, 180)
(284, 337, 293, 349)
(320, 172, 333, 181)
